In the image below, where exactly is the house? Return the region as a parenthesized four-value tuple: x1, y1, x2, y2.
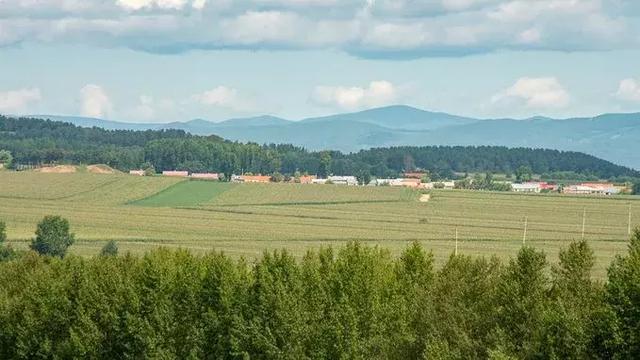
(328, 176, 358, 186)
(129, 170, 145, 176)
(239, 175, 271, 183)
(191, 173, 219, 180)
(311, 179, 328, 184)
(162, 170, 189, 177)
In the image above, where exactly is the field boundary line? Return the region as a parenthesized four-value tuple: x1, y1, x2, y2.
(212, 199, 407, 207)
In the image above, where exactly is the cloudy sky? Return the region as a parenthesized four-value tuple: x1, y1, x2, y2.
(1, 0, 640, 122)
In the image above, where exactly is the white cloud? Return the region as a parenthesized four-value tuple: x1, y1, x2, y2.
(0, 0, 638, 58)
(492, 77, 570, 109)
(192, 0, 207, 10)
(116, 0, 189, 10)
(0, 88, 42, 114)
(128, 95, 176, 121)
(614, 78, 640, 102)
(312, 80, 398, 110)
(79, 84, 112, 118)
(193, 86, 238, 107)
(191, 86, 258, 112)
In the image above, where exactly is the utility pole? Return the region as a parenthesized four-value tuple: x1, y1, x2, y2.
(455, 227, 459, 256)
(582, 207, 586, 240)
(523, 216, 528, 245)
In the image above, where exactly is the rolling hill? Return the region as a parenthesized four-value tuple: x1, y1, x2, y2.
(34, 105, 640, 169)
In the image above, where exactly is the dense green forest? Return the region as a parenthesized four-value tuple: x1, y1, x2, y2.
(1, 115, 638, 180)
(0, 230, 639, 359)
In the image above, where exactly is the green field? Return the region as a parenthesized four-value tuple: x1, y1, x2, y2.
(133, 180, 236, 207)
(1, 172, 638, 277)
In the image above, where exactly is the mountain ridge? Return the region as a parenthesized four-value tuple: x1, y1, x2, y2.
(30, 105, 640, 169)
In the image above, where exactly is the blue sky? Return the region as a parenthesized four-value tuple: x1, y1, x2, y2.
(1, 0, 640, 122)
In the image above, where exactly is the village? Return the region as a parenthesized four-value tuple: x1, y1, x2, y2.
(129, 169, 632, 196)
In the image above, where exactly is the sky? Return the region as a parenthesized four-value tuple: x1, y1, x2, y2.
(1, 0, 640, 123)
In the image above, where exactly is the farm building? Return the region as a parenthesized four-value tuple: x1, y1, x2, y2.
(396, 178, 422, 188)
(163, 171, 189, 177)
(328, 176, 358, 186)
(441, 181, 456, 190)
(512, 183, 541, 193)
(129, 170, 145, 176)
(511, 182, 557, 193)
(564, 183, 620, 195)
(311, 179, 328, 185)
(375, 178, 424, 188)
(234, 175, 271, 183)
(404, 172, 428, 179)
(191, 173, 219, 180)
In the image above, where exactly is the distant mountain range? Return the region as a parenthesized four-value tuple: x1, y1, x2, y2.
(34, 105, 640, 169)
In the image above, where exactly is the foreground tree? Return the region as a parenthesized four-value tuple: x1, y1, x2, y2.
(541, 240, 601, 359)
(605, 228, 640, 357)
(30, 216, 75, 257)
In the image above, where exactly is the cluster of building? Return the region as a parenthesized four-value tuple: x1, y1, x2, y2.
(129, 169, 452, 188)
(511, 181, 625, 195)
(129, 169, 628, 196)
(372, 178, 455, 189)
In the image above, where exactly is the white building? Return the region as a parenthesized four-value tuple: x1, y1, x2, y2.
(512, 183, 541, 193)
(327, 176, 358, 186)
(564, 184, 620, 195)
(441, 181, 455, 190)
(191, 173, 219, 180)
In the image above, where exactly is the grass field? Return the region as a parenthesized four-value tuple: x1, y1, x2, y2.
(1, 171, 638, 277)
(133, 180, 236, 207)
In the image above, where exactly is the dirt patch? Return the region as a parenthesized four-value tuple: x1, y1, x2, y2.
(87, 164, 118, 174)
(419, 194, 431, 202)
(35, 165, 77, 173)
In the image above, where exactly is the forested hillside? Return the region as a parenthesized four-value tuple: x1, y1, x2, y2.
(1, 236, 640, 358)
(1, 115, 637, 180)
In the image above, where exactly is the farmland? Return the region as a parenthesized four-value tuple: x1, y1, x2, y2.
(1, 171, 638, 277)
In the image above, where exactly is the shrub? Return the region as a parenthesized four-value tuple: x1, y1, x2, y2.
(100, 240, 118, 256)
(0, 220, 6, 245)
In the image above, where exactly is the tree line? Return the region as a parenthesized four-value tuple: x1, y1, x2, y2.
(1, 216, 640, 358)
(1, 115, 638, 180)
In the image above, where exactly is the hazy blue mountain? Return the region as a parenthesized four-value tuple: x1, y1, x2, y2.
(216, 115, 291, 127)
(301, 105, 477, 130)
(31, 107, 640, 169)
